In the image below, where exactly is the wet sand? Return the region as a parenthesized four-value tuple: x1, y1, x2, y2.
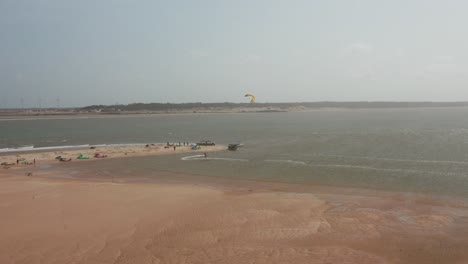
(1, 155, 468, 263)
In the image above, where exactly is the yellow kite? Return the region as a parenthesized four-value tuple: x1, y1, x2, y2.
(244, 94, 255, 103)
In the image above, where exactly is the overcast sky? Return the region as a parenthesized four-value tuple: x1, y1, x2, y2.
(1, 0, 468, 107)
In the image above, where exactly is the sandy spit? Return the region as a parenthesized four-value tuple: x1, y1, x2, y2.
(0, 144, 224, 167)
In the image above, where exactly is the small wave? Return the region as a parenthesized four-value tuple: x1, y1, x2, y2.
(0, 141, 179, 154)
(264, 158, 467, 176)
(43, 140, 68, 143)
(0, 144, 90, 153)
(0, 145, 35, 152)
(265, 159, 307, 165)
(207, 157, 249, 162)
(181, 155, 205, 160)
(181, 155, 248, 162)
(0, 142, 171, 153)
(0, 117, 92, 121)
(322, 155, 468, 166)
(289, 153, 468, 166)
(309, 164, 468, 177)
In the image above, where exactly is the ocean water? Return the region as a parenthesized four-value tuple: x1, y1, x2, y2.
(3, 108, 468, 196)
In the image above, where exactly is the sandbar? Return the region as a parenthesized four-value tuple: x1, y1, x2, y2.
(1, 150, 468, 263)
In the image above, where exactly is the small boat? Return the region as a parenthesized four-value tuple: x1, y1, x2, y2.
(228, 144, 239, 150)
(197, 140, 216, 146)
(228, 143, 243, 150)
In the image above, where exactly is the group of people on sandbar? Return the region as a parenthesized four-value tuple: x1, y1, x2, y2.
(164, 142, 193, 150)
(166, 142, 191, 146)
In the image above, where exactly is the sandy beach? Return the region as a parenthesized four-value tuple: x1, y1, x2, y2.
(0, 144, 224, 168)
(1, 150, 468, 263)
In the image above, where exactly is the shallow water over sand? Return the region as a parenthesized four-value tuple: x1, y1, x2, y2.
(3, 108, 468, 196)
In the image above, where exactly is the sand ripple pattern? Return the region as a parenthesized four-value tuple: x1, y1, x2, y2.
(2, 175, 468, 263)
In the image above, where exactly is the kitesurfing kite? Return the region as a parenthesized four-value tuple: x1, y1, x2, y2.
(244, 94, 255, 103)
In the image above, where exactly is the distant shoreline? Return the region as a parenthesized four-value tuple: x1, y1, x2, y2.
(2, 103, 468, 120)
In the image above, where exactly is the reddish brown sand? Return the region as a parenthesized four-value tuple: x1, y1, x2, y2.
(1, 165, 468, 263)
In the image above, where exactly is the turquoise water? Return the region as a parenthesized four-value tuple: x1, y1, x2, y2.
(3, 108, 468, 195)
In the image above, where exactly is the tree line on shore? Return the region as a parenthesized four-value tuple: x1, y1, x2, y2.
(80, 101, 468, 112)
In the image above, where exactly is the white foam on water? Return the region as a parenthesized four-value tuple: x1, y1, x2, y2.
(308, 164, 468, 177)
(0, 145, 35, 152)
(289, 153, 468, 166)
(0, 145, 92, 153)
(181, 155, 206, 160)
(0, 117, 92, 121)
(181, 155, 248, 162)
(0, 142, 167, 153)
(263, 158, 468, 177)
(265, 159, 307, 165)
(206, 157, 249, 162)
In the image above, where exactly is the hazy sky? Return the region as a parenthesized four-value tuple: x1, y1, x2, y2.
(1, 0, 468, 107)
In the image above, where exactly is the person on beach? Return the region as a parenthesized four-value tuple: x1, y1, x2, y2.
(33, 159, 36, 166)
(204, 153, 207, 158)
(173, 146, 176, 151)
(16, 159, 19, 165)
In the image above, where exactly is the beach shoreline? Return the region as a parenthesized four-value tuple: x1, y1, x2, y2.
(1, 152, 468, 263)
(0, 144, 225, 168)
(3, 105, 468, 121)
